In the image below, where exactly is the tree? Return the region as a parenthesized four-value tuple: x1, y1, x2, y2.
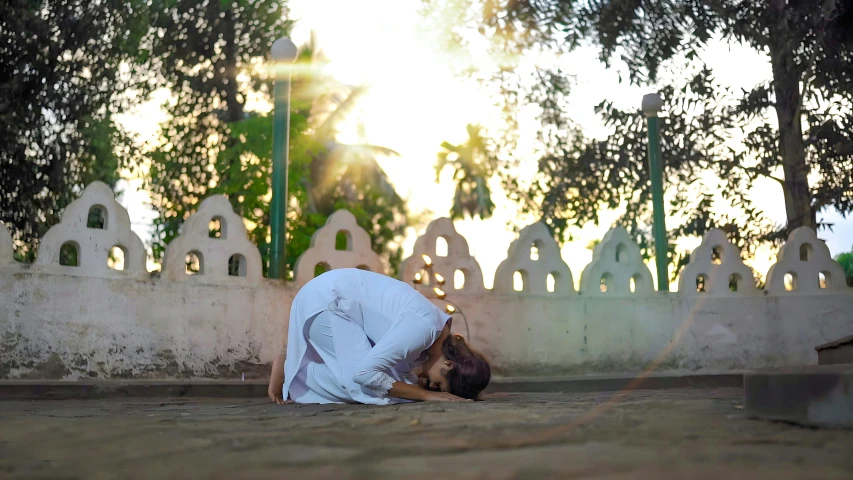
(295, 45, 408, 270)
(297, 86, 409, 273)
(0, 0, 148, 259)
(423, 0, 853, 270)
(143, 0, 290, 269)
(836, 250, 853, 287)
(436, 124, 499, 220)
(536, 69, 797, 270)
(144, 4, 408, 276)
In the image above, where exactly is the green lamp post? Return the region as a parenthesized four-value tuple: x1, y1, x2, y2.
(268, 38, 298, 280)
(642, 92, 669, 292)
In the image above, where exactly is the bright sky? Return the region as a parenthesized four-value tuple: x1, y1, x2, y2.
(117, 0, 852, 288)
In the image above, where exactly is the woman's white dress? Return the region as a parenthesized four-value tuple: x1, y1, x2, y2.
(282, 268, 450, 405)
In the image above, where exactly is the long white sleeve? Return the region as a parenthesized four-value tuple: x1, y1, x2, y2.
(351, 312, 437, 398)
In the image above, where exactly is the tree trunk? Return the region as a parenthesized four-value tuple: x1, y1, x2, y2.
(768, 0, 816, 231)
(220, 9, 244, 124)
(217, 7, 244, 205)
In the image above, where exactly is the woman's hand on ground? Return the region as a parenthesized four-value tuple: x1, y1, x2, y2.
(268, 353, 288, 404)
(268, 385, 290, 404)
(422, 391, 471, 402)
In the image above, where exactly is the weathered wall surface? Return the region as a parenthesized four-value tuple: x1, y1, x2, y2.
(455, 292, 853, 376)
(1, 183, 852, 379)
(3, 268, 851, 379)
(0, 268, 290, 379)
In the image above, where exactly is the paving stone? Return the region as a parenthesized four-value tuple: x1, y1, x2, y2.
(1, 388, 852, 479)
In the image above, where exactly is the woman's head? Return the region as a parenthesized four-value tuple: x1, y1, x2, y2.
(421, 334, 491, 400)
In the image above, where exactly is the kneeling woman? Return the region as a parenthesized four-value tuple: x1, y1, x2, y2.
(268, 268, 490, 404)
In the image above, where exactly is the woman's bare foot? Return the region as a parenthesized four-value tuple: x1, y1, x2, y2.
(268, 353, 288, 404)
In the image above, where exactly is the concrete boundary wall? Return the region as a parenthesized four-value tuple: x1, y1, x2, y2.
(1, 184, 851, 379)
(2, 269, 851, 379)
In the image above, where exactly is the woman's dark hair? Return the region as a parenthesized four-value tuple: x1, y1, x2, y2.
(443, 334, 491, 400)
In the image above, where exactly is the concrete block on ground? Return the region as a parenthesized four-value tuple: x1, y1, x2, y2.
(744, 365, 853, 428)
(816, 335, 853, 365)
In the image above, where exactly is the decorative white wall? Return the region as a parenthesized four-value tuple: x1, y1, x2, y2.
(160, 195, 264, 285)
(579, 227, 654, 296)
(34, 182, 147, 278)
(677, 228, 758, 296)
(765, 226, 849, 294)
(493, 222, 575, 296)
(399, 217, 486, 295)
(293, 209, 384, 285)
(1, 184, 851, 380)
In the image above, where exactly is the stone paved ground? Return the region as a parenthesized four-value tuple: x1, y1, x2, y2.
(1, 388, 852, 479)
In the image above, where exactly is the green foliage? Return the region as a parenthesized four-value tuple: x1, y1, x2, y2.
(0, 0, 148, 259)
(424, 0, 853, 270)
(144, 9, 408, 277)
(143, 0, 291, 271)
(836, 251, 853, 287)
(535, 68, 799, 275)
(436, 124, 498, 220)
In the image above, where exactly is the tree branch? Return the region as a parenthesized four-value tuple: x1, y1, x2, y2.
(698, 0, 769, 45)
(797, 0, 841, 121)
(717, 158, 785, 186)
